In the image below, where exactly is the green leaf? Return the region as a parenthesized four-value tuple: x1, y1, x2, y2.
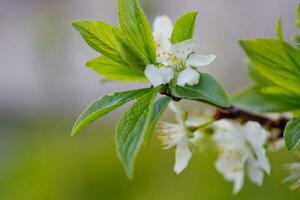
(86, 56, 146, 82)
(261, 87, 300, 107)
(276, 17, 284, 42)
(240, 49, 300, 112)
(232, 86, 298, 113)
(144, 96, 172, 144)
(71, 19, 148, 76)
(71, 88, 152, 136)
(114, 34, 146, 73)
(70, 20, 123, 63)
(284, 117, 300, 151)
(171, 11, 198, 44)
(240, 39, 300, 96)
(170, 73, 230, 108)
(262, 86, 298, 97)
(293, 34, 300, 48)
(116, 87, 159, 178)
(118, 0, 156, 64)
(243, 59, 271, 87)
(297, 4, 300, 28)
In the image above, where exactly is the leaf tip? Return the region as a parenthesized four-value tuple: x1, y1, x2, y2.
(85, 60, 92, 68)
(276, 17, 284, 41)
(238, 39, 246, 46)
(70, 126, 79, 136)
(70, 19, 88, 29)
(115, 140, 135, 179)
(125, 169, 134, 180)
(70, 20, 79, 27)
(71, 120, 83, 136)
(190, 10, 199, 16)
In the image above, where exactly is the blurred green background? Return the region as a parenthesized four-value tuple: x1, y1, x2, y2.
(1, 0, 300, 199)
(1, 116, 299, 199)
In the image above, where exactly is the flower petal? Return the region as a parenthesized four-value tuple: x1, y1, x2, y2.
(246, 155, 264, 186)
(243, 122, 270, 174)
(153, 15, 173, 56)
(268, 138, 285, 152)
(185, 114, 203, 127)
(215, 148, 245, 175)
(214, 120, 245, 149)
(153, 15, 173, 38)
(244, 121, 267, 147)
(154, 32, 172, 64)
(186, 54, 216, 67)
(144, 65, 174, 86)
(215, 154, 245, 195)
(254, 146, 271, 174)
(153, 16, 173, 64)
(232, 171, 245, 195)
(157, 122, 186, 149)
(168, 101, 184, 124)
(177, 67, 200, 86)
(174, 140, 192, 174)
(171, 40, 198, 60)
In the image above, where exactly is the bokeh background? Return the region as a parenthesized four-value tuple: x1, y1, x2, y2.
(1, 0, 300, 199)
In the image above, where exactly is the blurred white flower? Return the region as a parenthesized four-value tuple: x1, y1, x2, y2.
(268, 138, 285, 152)
(157, 101, 203, 174)
(145, 15, 216, 87)
(283, 162, 300, 190)
(213, 120, 271, 194)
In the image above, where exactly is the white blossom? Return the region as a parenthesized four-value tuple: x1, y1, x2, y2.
(213, 120, 271, 194)
(145, 15, 216, 87)
(283, 162, 300, 190)
(157, 101, 203, 174)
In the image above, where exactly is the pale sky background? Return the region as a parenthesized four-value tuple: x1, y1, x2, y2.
(0, 0, 298, 118)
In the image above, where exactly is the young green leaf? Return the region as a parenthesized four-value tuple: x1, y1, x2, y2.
(262, 86, 299, 98)
(171, 11, 198, 44)
(71, 88, 152, 136)
(240, 39, 300, 96)
(86, 56, 147, 82)
(71, 20, 123, 63)
(243, 59, 272, 87)
(114, 34, 146, 72)
(261, 87, 300, 108)
(232, 86, 299, 113)
(284, 117, 300, 151)
(118, 0, 156, 64)
(276, 17, 284, 42)
(116, 87, 159, 178)
(144, 96, 172, 144)
(297, 4, 300, 28)
(293, 34, 300, 48)
(240, 56, 300, 112)
(170, 73, 230, 108)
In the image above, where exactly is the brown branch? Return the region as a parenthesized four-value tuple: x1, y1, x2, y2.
(213, 107, 289, 140)
(158, 85, 289, 140)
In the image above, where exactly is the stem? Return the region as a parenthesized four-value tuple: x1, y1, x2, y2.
(159, 86, 181, 101)
(158, 86, 289, 140)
